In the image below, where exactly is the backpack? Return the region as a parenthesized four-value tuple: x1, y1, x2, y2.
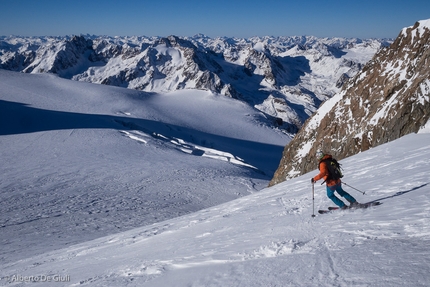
(320, 158, 343, 182)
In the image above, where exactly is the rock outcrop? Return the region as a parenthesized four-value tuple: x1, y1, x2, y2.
(270, 19, 430, 186)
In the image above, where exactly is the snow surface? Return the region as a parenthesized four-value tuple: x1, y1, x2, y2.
(0, 69, 288, 265)
(1, 70, 430, 286)
(419, 118, 430, 133)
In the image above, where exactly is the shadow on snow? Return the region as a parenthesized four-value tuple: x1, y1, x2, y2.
(366, 183, 429, 204)
(0, 99, 285, 175)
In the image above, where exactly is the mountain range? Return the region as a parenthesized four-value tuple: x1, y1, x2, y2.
(0, 34, 390, 135)
(1, 20, 430, 287)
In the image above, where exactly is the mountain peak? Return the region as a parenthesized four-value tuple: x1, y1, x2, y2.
(402, 18, 430, 37)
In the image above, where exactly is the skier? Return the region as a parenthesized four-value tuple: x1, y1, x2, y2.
(311, 151, 359, 209)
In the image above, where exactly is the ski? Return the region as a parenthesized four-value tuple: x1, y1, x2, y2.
(318, 201, 381, 214)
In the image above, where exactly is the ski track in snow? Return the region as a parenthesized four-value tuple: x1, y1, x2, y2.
(0, 70, 430, 286)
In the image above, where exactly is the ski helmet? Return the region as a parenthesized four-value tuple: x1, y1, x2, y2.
(316, 151, 325, 160)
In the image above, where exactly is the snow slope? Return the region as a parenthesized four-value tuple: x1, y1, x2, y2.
(0, 70, 429, 286)
(0, 69, 289, 264)
(1, 127, 429, 286)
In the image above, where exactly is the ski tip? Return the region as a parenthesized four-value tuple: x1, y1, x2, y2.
(366, 201, 382, 206)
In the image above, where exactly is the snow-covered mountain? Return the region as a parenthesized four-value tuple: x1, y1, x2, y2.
(0, 34, 389, 135)
(1, 27, 430, 286)
(270, 19, 430, 185)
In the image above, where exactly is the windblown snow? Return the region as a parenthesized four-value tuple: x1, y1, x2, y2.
(1, 70, 430, 286)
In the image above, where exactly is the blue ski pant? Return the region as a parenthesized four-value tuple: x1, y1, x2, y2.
(326, 182, 356, 208)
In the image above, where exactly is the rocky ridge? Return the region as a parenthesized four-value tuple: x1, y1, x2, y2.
(270, 20, 430, 186)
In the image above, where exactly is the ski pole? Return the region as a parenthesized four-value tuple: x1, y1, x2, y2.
(342, 181, 366, 195)
(312, 182, 316, 217)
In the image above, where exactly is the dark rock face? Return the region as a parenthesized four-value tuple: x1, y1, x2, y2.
(270, 20, 430, 186)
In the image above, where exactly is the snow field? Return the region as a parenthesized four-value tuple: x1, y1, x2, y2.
(1, 133, 429, 286)
(0, 70, 429, 286)
(0, 69, 288, 265)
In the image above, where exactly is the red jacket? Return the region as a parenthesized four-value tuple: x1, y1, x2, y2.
(313, 154, 341, 187)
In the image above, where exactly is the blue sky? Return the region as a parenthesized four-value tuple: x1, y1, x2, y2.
(1, 0, 429, 39)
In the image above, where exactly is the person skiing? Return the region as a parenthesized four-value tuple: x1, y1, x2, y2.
(311, 151, 359, 209)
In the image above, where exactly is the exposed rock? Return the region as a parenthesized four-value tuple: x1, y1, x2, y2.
(270, 20, 430, 186)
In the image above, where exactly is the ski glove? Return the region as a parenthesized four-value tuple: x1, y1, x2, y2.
(311, 178, 315, 183)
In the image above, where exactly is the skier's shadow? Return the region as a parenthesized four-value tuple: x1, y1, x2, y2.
(366, 183, 428, 204)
